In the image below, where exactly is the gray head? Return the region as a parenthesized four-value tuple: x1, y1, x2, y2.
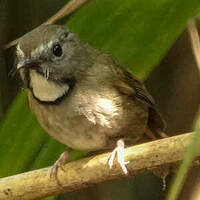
(15, 25, 97, 103)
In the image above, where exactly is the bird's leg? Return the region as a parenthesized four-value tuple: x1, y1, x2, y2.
(50, 148, 72, 185)
(145, 127, 168, 140)
(108, 139, 130, 174)
(145, 128, 157, 140)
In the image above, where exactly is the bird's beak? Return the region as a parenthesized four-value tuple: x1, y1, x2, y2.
(17, 58, 40, 70)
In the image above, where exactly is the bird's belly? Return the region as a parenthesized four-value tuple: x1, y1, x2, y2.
(45, 115, 108, 151)
(28, 92, 148, 151)
(34, 108, 147, 151)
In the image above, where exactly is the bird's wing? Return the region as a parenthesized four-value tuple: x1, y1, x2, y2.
(114, 66, 166, 136)
(94, 53, 166, 136)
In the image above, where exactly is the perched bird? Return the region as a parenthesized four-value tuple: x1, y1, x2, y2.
(15, 24, 166, 177)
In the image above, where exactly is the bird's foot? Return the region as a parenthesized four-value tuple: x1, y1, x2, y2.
(50, 150, 71, 185)
(108, 139, 129, 174)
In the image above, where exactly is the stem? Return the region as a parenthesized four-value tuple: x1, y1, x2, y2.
(0, 132, 195, 200)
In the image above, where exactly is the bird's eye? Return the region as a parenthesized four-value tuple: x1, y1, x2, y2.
(52, 44, 63, 57)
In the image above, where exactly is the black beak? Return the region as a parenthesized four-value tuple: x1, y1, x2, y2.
(17, 58, 40, 70)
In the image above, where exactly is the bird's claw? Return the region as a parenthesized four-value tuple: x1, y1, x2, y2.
(50, 150, 70, 185)
(108, 139, 129, 174)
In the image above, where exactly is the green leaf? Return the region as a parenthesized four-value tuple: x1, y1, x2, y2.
(67, 0, 200, 79)
(0, 91, 49, 177)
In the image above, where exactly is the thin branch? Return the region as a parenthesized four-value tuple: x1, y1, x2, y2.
(0, 132, 196, 200)
(188, 19, 200, 73)
(44, 0, 91, 25)
(4, 0, 91, 49)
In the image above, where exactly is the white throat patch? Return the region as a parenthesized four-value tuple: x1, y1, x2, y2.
(29, 70, 69, 102)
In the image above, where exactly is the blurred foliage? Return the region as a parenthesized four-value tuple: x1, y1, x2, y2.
(0, 0, 200, 199)
(67, 0, 200, 79)
(166, 108, 200, 200)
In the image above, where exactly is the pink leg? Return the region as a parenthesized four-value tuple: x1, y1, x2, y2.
(108, 139, 129, 174)
(50, 149, 71, 185)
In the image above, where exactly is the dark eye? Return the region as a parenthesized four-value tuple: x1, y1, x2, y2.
(52, 44, 63, 57)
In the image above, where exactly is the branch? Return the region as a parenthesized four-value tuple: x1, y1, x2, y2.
(0, 132, 196, 200)
(44, 0, 91, 25)
(4, 0, 91, 49)
(188, 19, 200, 72)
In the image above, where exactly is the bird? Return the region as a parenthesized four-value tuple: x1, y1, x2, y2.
(14, 24, 166, 178)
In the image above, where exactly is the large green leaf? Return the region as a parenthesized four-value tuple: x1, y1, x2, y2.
(0, 0, 200, 196)
(67, 0, 200, 78)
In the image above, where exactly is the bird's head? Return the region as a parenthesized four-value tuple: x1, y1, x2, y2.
(15, 24, 95, 103)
